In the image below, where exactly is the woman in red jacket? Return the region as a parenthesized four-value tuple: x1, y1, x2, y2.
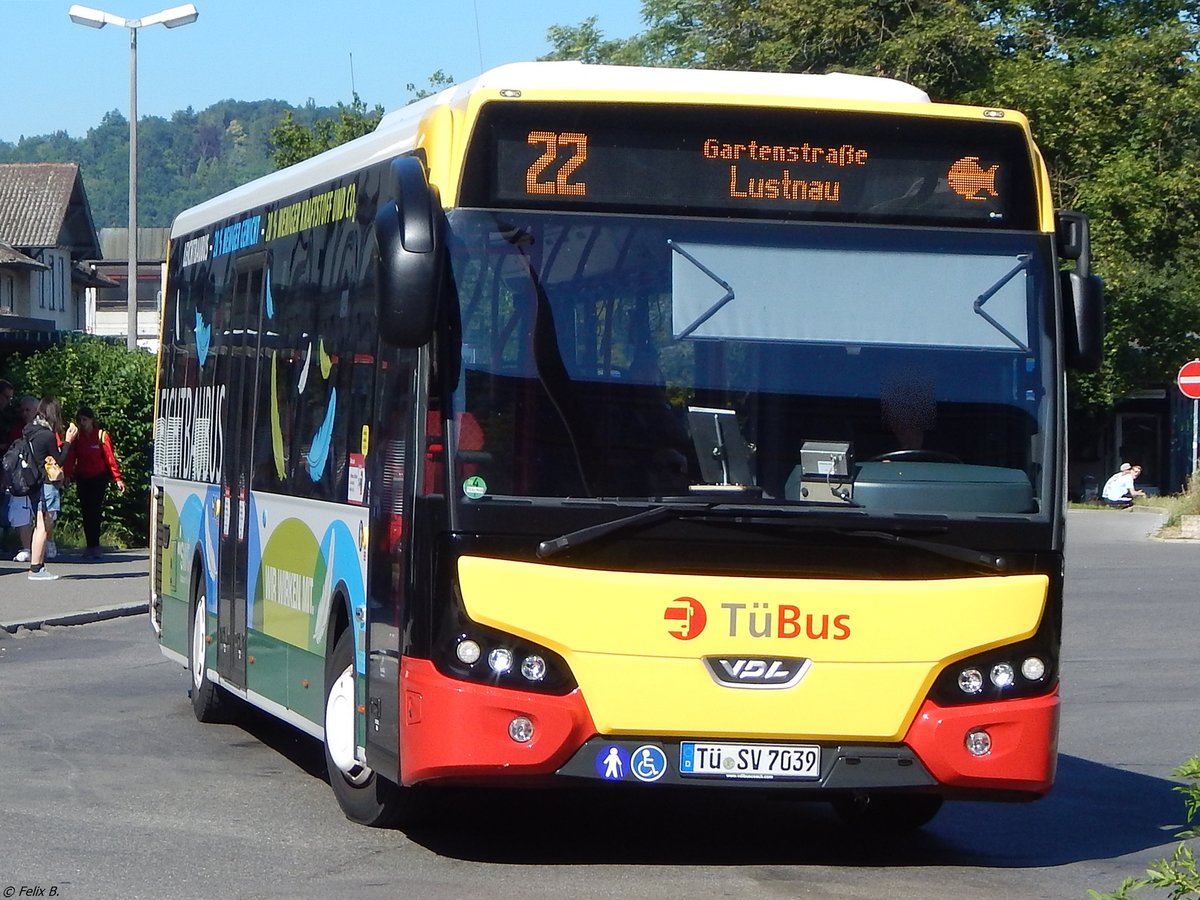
(65, 406, 124, 559)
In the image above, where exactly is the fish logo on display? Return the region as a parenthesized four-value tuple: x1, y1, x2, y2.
(948, 156, 1000, 202)
(703, 656, 812, 690)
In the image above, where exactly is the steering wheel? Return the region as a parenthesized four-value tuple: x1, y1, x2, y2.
(868, 449, 963, 464)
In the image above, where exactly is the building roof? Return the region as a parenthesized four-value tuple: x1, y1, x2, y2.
(0, 241, 49, 272)
(72, 262, 120, 288)
(0, 163, 101, 258)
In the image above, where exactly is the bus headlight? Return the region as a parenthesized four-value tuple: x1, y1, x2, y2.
(487, 647, 514, 674)
(456, 639, 482, 665)
(438, 624, 576, 695)
(965, 729, 992, 756)
(1021, 656, 1046, 681)
(989, 663, 1015, 688)
(521, 655, 547, 682)
(931, 640, 1057, 705)
(957, 668, 984, 694)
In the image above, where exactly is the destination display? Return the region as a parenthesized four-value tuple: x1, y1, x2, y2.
(460, 102, 1038, 228)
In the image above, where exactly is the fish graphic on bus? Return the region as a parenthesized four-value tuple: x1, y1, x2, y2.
(948, 156, 1000, 201)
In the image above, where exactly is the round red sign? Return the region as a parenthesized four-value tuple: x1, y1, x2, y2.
(1179, 360, 1200, 399)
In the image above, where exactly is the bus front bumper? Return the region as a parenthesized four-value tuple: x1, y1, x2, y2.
(399, 659, 1058, 798)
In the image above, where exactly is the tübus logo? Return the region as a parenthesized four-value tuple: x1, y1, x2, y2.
(664, 597, 852, 641)
(665, 597, 707, 640)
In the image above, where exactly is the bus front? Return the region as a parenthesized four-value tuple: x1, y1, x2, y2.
(397, 88, 1095, 828)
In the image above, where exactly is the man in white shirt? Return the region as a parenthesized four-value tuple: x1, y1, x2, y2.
(1101, 463, 1145, 508)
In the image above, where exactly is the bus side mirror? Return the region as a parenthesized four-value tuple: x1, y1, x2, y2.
(1056, 210, 1104, 372)
(376, 156, 443, 348)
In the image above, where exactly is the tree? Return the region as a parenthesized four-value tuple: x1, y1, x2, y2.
(2, 337, 155, 548)
(544, 0, 998, 97)
(974, 2, 1200, 406)
(406, 70, 456, 102)
(542, 16, 649, 65)
(269, 93, 384, 168)
(544, 1, 1200, 411)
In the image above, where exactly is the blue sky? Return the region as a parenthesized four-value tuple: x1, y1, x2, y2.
(0, 0, 645, 142)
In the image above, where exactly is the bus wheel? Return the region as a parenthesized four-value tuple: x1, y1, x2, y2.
(189, 589, 228, 723)
(324, 630, 415, 827)
(832, 793, 944, 831)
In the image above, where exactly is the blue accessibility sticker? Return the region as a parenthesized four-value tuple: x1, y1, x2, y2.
(630, 744, 668, 783)
(596, 745, 631, 781)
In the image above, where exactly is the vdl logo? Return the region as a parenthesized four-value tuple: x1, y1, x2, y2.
(703, 656, 812, 689)
(664, 596, 706, 640)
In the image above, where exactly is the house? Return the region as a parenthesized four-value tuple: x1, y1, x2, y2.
(0, 162, 115, 348)
(86, 226, 169, 350)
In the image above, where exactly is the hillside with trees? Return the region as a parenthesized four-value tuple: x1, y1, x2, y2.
(0, 98, 344, 228)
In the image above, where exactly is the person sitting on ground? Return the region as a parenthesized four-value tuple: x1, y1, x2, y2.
(1101, 462, 1146, 508)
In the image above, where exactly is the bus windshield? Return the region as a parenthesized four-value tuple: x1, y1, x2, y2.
(441, 209, 1057, 518)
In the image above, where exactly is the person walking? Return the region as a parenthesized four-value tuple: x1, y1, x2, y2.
(0, 378, 14, 538)
(8, 395, 41, 562)
(24, 397, 75, 581)
(64, 406, 125, 558)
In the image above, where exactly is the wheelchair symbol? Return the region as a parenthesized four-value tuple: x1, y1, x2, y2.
(631, 744, 667, 783)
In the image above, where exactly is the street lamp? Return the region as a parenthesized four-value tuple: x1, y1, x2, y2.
(68, 4, 198, 350)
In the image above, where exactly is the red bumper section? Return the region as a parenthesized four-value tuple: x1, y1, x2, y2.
(399, 659, 1059, 795)
(903, 689, 1060, 795)
(399, 659, 598, 784)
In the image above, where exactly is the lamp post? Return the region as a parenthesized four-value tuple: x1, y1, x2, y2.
(68, 4, 198, 350)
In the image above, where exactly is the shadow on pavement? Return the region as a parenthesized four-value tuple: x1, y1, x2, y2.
(401, 754, 1183, 866)
(231, 696, 1185, 867)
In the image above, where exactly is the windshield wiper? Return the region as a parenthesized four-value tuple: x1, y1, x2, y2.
(973, 255, 1031, 352)
(538, 504, 715, 559)
(669, 241, 736, 339)
(840, 529, 1008, 573)
(536, 505, 1007, 572)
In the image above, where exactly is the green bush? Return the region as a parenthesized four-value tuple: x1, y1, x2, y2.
(1091, 756, 1200, 899)
(1163, 477, 1200, 529)
(2, 336, 155, 548)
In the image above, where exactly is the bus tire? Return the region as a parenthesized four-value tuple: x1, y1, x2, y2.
(832, 792, 944, 831)
(324, 629, 419, 827)
(189, 585, 228, 723)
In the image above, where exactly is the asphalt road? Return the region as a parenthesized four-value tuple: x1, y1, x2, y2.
(0, 509, 1194, 899)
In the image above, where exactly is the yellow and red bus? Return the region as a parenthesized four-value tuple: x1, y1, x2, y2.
(150, 62, 1102, 829)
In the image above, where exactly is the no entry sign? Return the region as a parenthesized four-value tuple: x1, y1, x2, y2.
(1179, 360, 1200, 399)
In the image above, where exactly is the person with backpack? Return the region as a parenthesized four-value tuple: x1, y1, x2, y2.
(0, 378, 15, 536)
(21, 397, 76, 580)
(64, 406, 124, 559)
(5, 395, 41, 562)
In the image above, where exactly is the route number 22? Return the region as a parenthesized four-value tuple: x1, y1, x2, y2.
(525, 131, 588, 196)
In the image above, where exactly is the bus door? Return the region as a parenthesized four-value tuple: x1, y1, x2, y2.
(216, 254, 265, 688)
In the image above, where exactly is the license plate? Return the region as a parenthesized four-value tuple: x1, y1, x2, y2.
(679, 742, 820, 779)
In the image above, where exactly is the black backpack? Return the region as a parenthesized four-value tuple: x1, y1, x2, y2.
(2, 437, 43, 497)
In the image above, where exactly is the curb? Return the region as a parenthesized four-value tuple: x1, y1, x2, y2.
(1, 602, 148, 635)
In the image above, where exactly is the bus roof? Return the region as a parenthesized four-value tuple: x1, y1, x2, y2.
(170, 62, 937, 238)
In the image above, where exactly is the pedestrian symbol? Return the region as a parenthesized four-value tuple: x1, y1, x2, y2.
(595, 745, 630, 781)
